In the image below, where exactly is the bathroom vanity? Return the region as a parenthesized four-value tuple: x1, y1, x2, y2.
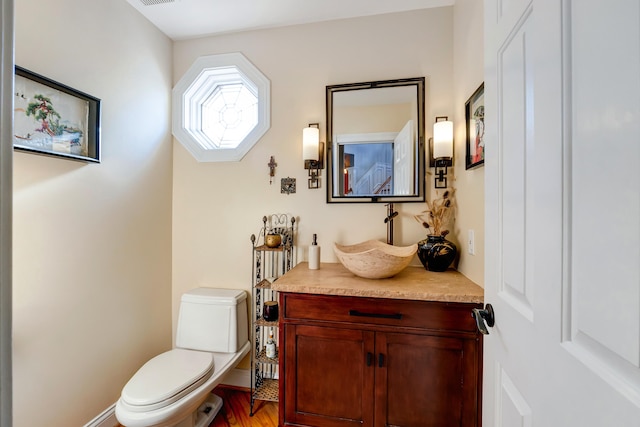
(271, 262, 484, 427)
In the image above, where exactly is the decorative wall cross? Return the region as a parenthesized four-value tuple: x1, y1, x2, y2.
(268, 156, 277, 184)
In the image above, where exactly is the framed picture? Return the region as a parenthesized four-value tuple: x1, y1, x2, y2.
(13, 66, 101, 162)
(465, 82, 484, 169)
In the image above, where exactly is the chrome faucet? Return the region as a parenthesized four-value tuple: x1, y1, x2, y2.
(384, 203, 398, 245)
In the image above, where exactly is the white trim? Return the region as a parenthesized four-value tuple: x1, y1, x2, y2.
(220, 367, 251, 389)
(172, 52, 270, 162)
(83, 403, 118, 427)
(336, 132, 397, 144)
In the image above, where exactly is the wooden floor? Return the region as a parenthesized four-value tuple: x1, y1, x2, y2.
(210, 386, 278, 427)
(116, 386, 278, 427)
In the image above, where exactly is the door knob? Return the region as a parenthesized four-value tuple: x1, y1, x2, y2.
(471, 304, 495, 335)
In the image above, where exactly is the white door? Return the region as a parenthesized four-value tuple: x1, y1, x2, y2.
(483, 0, 640, 425)
(393, 120, 413, 195)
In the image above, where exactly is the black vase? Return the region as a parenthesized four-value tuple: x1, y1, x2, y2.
(417, 235, 457, 272)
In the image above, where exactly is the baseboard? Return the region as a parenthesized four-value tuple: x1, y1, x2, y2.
(221, 367, 251, 389)
(84, 368, 250, 427)
(83, 403, 118, 427)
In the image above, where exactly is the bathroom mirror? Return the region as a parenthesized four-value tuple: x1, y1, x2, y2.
(326, 77, 425, 203)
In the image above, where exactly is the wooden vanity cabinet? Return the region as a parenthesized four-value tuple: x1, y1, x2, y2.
(278, 293, 483, 427)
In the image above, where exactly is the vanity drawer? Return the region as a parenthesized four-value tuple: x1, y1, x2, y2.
(281, 293, 479, 333)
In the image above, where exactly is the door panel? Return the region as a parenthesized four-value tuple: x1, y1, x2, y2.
(495, 367, 532, 427)
(393, 120, 414, 195)
(564, 0, 640, 370)
(498, 7, 534, 320)
(485, 0, 640, 425)
(484, 0, 536, 425)
(497, 0, 531, 22)
(558, 0, 640, 409)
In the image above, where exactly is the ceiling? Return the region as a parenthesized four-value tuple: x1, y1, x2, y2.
(124, 0, 454, 40)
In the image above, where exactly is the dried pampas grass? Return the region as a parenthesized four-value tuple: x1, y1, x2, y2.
(414, 189, 455, 237)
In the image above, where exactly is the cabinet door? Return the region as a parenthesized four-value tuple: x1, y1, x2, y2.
(374, 332, 480, 427)
(284, 324, 375, 427)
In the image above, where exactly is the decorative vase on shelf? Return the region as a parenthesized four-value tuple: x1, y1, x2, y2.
(417, 235, 457, 272)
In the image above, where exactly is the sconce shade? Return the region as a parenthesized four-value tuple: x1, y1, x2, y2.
(303, 126, 320, 161)
(433, 120, 453, 159)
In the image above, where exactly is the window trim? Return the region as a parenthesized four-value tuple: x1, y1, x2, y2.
(172, 52, 270, 162)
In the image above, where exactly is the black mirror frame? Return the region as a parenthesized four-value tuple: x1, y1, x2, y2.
(325, 77, 426, 203)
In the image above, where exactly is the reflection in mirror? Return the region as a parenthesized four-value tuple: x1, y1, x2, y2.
(326, 78, 425, 203)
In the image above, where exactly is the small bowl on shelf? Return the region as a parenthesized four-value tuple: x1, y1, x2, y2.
(265, 233, 282, 248)
(333, 240, 417, 279)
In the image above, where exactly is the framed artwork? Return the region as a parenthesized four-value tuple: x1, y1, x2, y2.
(14, 66, 101, 162)
(465, 83, 484, 169)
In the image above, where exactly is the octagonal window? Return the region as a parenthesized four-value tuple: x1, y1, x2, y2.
(172, 53, 270, 162)
(201, 82, 258, 148)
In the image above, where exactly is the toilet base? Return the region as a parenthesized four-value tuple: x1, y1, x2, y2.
(195, 394, 223, 427)
(175, 394, 223, 427)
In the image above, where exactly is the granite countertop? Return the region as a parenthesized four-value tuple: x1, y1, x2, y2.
(270, 262, 484, 304)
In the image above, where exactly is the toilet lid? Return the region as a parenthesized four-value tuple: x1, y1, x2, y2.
(121, 348, 214, 409)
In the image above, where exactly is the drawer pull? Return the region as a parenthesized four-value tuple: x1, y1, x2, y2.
(349, 310, 403, 320)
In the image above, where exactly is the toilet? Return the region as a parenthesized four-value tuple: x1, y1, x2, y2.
(115, 288, 250, 427)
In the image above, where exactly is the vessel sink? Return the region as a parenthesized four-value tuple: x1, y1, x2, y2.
(333, 240, 417, 279)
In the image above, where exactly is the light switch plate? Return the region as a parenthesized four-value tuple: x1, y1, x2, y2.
(468, 229, 475, 255)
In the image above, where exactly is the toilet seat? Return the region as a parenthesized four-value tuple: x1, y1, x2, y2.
(121, 348, 214, 412)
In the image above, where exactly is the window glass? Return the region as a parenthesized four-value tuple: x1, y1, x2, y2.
(172, 53, 270, 162)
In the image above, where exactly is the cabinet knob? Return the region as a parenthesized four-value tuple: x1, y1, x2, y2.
(471, 304, 495, 335)
(366, 352, 373, 367)
(378, 353, 385, 368)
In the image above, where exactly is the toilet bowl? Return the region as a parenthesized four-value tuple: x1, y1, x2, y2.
(115, 288, 250, 427)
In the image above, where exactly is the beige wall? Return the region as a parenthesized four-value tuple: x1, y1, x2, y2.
(10, 4, 484, 425)
(172, 8, 456, 367)
(452, 0, 485, 286)
(13, 1, 173, 425)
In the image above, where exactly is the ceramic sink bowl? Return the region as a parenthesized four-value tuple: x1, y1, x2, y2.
(333, 240, 417, 279)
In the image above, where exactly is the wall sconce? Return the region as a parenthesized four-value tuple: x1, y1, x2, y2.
(432, 116, 453, 189)
(303, 123, 325, 189)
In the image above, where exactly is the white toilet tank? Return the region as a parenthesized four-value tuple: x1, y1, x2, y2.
(175, 288, 248, 353)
